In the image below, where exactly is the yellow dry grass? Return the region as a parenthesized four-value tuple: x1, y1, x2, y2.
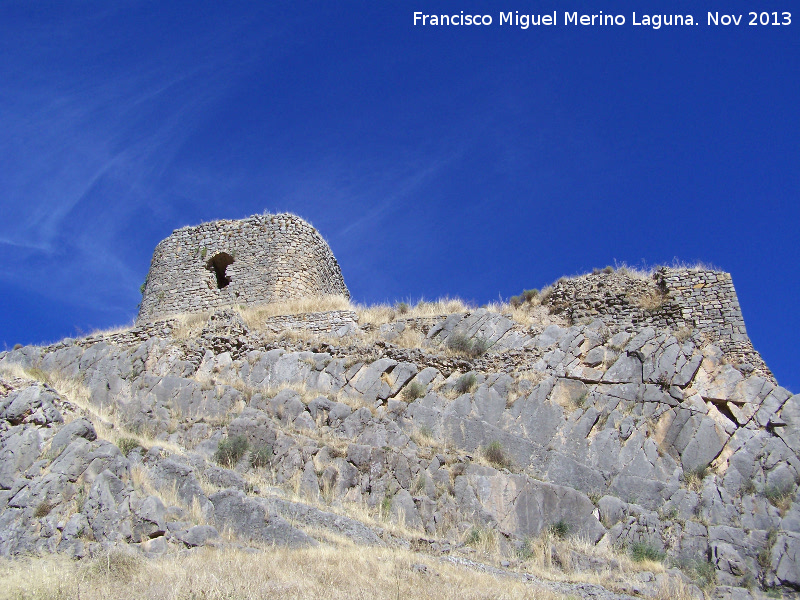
(0, 364, 184, 456)
(239, 295, 352, 326)
(0, 545, 570, 600)
(130, 465, 209, 525)
(355, 297, 471, 326)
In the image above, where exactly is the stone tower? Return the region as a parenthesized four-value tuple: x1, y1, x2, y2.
(137, 213, 348, 323)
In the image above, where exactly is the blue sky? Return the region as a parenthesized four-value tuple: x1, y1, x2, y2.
(1, 1, 798, 391)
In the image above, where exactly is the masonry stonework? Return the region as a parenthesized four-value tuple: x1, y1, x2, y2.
(544, 267, 772, 379)
(137, 214, 348, 324)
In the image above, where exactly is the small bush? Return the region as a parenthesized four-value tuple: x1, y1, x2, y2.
(447, 332, 473, 353)
(471, 336, 491, 356)
(214, 435, 250, 468)
(454, 373, 478, 394)
(483, 441, 511, 469)
(764, 484, 794, 513)
(117, 437, 141, 457)
(549, 519, 571, 539)
(447, 333, 491, 358)
(683, 465, 708, 491)
(402, 381, 427, 402)
(679, 558, 716, 590)
(250, 444, 273, 468)
(34, 501, 54, 518)
(629, 542, 665, 563)
(465, 527, 482, 545)
(603, 265, 614, 274)
(510, 289, 539, 308)
(380, 493, 393, 519)
(395, 302, 410, 315)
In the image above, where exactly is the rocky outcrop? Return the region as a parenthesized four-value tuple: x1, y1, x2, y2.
(0, 269, 796, 597)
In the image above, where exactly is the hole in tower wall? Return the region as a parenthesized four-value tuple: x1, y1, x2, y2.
(207, 252, 234, 289)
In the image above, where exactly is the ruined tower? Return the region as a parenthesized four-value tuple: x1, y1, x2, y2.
(137, 213, 349, 323)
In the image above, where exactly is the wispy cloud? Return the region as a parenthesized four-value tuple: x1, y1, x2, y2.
(0, 6, 253, 316)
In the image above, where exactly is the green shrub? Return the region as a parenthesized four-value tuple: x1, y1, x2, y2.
(510, 289, 539, 307)
(764, 483, 794, 512)
(483, 441, 511, 469)
(117, 437, 141, 457)
(678, 558, 716, 590)
(214, 435, 250, 468)
(447, 333, 491, 358)
(447, 332, 474, 354)
(249, 444, 273, 468)
(380, 493, 393, 519)
(402, 381, 427, 402)
(549, 519, 571, 539)
(465, 527, 482, 546)
(471, 336, 491, 356)
(629, 542, 665, 563)
(395, 302, 410, 315)
(454, 373, 478, 394)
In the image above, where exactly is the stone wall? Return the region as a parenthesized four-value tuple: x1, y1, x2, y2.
(544, 267, 771, 379)
(137, 214, 348, 323)
(262, 310, 359, 337)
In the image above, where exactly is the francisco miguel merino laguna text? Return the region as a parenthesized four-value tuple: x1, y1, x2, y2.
(413, 11, 698, 29)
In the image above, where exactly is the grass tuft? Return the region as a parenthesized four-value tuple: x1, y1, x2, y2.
(454, 373, 478, 395)
(482, 441, 511, 469)
(249, 444, 273, 469)
(629, 542, 664, 563)
(402, 381, 427, 402)
(548, 520, 571, 539)
(446, 333, 491, 358)
(214, 435, 250, 468)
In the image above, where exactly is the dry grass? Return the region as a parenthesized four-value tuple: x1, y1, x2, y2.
(239, 295, 352, 328)
(0, 545, 569, 600)
(130, 465, 209, 525)
(517, 532, 669, 589)
(170, 311, 211, 340)
(356, 297, 471, 326)
(0, 364, 184, 456)
(636, 289, 668, 312)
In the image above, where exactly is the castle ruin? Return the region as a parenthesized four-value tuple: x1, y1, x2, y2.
(137, 213, 348, 323)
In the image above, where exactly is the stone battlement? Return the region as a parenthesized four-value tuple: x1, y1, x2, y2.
(137, 214, 348, 324)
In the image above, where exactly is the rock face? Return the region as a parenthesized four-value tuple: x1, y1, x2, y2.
(137, 213, 349, 323)
(1, 266, 798, 597)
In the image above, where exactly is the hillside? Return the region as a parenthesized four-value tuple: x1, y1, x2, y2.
(0, 267, 797, 599)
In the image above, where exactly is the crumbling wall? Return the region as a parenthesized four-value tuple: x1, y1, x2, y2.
(137, 214, 348, 323)
(262, 310, 359, 336)
(544, 267, 771, 380)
